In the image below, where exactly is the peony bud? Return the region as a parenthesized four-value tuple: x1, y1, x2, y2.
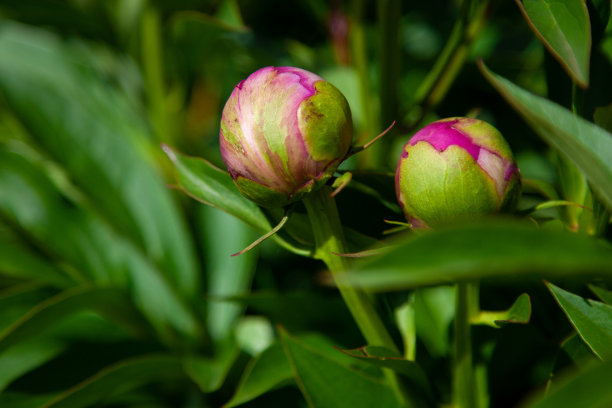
(220, 66, 353, 208)
(395, 117, 521, 227)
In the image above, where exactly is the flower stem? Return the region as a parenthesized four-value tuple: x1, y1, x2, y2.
(453, 282, 480, 408)
(303, 186, 409, 405)
(303, 186, 397, 350)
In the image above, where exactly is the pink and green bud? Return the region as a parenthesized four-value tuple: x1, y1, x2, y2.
(395, 117, 521, 227)
(220, 66, 353, 208)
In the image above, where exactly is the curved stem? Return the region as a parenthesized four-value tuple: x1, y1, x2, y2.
(303, 186, 409, 405)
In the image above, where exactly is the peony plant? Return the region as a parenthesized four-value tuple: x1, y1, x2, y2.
(395, 117, 521, 227)
(219, 66, 353, 208)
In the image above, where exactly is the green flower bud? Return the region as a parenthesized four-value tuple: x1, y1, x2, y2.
(220, 66, 353, 208)
(395, 117, 521, 227)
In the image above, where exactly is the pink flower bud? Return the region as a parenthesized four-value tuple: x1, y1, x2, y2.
(395, 117, 521, 227)
(220, 66, 353, 208)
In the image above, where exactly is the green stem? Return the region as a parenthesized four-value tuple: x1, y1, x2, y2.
(303, 187, 397, 350)
(141, 3, 172, 144)
(404, 0, 489, 130)
(351, 0, 379, 168)
(453, 282, 479, 408)
(303, 187, 409, 405)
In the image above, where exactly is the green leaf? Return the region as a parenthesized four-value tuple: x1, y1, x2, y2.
(184, 345, 239, 393)
(414, 286, 455, 357)
(279, 328, 401, 408)
(479, 63, 612, 211)
(339, 346, 430, 393)
(588, 284, 612, 305)
(0, 151, 200, 341)
(547, 282, 612, 360)
(0, 338, 65, 392)
(225, 342, 294, 407)
(0, 21, 199, 299)
(201, 206, 257, 342)
(524, 359, 612, 408)
(346, 221, 612, 291)
(41, 355, 183, 408)
(0, 286, 147, 355)
(516, 0, 591, 87)
(162, 145, 311, 256)
(474, 293, 532, 328)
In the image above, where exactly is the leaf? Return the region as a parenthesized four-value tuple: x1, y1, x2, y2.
(0, 21, 199, 299)
(0, 151, 200, 341)
(414, 286, 455, 357)
(479, 63, 612, 211)
(0, 286, 146, 355)
(475, 293, 532, 328)
(516, 0, 591, 87)
(339, 346, 430, 393)
(41, 355, 183, 408)
(347, 220, 612, 291)
(225, 342, 294, 407)
(184, 345, 239, 393)
(279, 328, 401, 408)
(0, 338, 65, 393)
(200, 205, 257, 342)
(524, 359, 612, 408)
(588, 284, 612, 305)
(162, 145, 311, 256)
(547, 282, 612, 360)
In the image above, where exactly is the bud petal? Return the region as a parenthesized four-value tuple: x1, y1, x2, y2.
(395, 117, 521, 227)
(220, 66, 352, 207)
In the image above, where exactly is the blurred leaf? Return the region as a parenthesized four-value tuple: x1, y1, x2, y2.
(41, 355, 183, 408)
(201, 206, 257, 342)
(475, 293, 532, 328)
(0, 151, 200, 341)
(0, 286, 146, 355)
(279, 328, 401, 408)
(347, 221, 612, 291)
(547, 282, 612, 360)
(0, 338, 65, 393)
(184, 345, 239, 393)
(339, 346, 430, 392)
(480, 63, 612, 211)
(516, 0, 591, 87)
(0, 21, 199, 299)
(524, 359, 612, 408)
(414, 286, 455, 357)
(560, 334, 598, 368)
(0, 240, 72, 288)
(0, 393, 58, 408)
(589, 284, 612, 305)
(163, 145, 311, 256)
(225, 342, 293, 407)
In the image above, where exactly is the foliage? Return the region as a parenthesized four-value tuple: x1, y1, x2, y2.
(0, 0, 611, 407)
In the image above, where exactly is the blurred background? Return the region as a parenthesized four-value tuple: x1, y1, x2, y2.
(1, 0, 608, 407)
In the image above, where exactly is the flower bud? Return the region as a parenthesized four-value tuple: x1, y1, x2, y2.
(220, 66, 353, 208)
(395, 117, 521, 227)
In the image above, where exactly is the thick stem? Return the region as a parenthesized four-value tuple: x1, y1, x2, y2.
(303, 187, 411, 405)
(453, 282, 479, 408)
(303, 187, 397, 350)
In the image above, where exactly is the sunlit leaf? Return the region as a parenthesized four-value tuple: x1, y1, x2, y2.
(516, 0, 591, 87)
(347, 221, 612, 291)
(547, 282, 612, 360)
(479, 63, 612, 211)
(475, 293, 532, 328)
